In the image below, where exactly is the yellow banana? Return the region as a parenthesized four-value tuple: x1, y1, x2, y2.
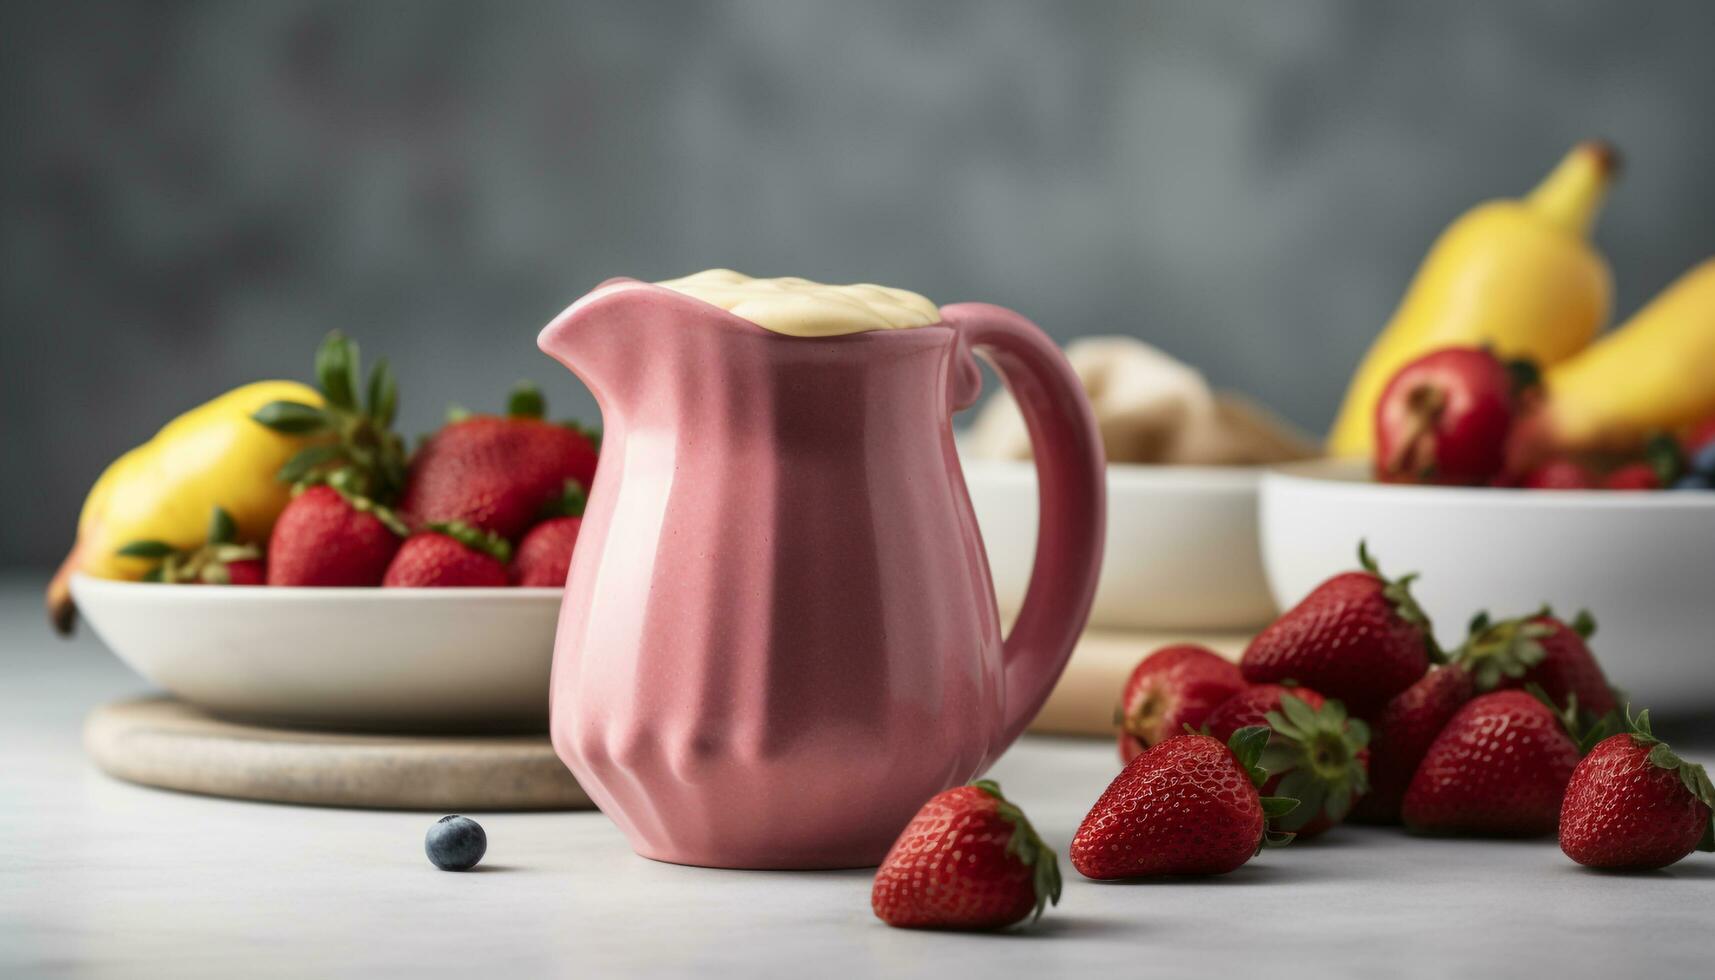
(1537, 258, 1715, 451)
(47, 380, 323, 632)
(1327, 142, 1619, 457)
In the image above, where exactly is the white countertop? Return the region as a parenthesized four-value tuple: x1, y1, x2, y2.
(2, 577, 1711, 978)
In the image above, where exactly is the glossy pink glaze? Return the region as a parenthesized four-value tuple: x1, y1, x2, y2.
(538, 282, 1104, 868)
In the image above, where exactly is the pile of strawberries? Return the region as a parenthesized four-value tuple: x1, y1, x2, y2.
(126, 333, 598, 589)
(1374, 345, 1715, 490)
(871, 542, 1713, 932)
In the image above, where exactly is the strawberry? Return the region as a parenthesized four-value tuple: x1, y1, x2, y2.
(383, 523, 511, 588)
(871, 780, 1060, 931)
(1349, 665, 1474, 824)
(400, 383, 599, 541)
(1374, 347, 1528, 486)
(252, 331, 409, 504)
(1519, 459, 1597, 490)
(118, 507, 265, 586)
(1560, 708, 1715, 870)
(267, 485, 405, 587)
(1401, 690, 1583, 837)
(1602, 435, 1684, 491)
(1069, 728, 1296, 879)
(1205, 686, 1369, 837)
(509, 484, 586, 587)
(1456, 609, 1617, 720)
(1240, 542, 1435, 718)
(1115, 644, 1244, 762)
(511, 517, 582, 587)
(1601, 463, 1661, 490)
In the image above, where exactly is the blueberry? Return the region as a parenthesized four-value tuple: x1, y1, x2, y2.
(425, 815, 487, 871)
(1670, 473, 1712, 491)
(1691, 440, 1715, 477)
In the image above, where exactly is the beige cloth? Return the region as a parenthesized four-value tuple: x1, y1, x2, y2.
(967, 336, 1316, 465)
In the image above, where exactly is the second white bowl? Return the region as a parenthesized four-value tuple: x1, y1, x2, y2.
(963, 458, 1276, 631)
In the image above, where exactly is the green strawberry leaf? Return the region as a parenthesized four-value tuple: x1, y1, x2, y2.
(116, 540, 176, 559)
(315, 331, 359, 411)
(1259, 796, 1300, 819)
(252, 401, 331, 435)
(206, 507, 237, 546)
(427, 521, 513, 563)
(1279, 693, 1320, 733)
(1226, 726, 1271, 786)
(367, 358, 398, 427)
(508, 381, 546, 420)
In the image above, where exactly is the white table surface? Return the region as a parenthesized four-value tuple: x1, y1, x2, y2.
(2, 576, 1711, 979)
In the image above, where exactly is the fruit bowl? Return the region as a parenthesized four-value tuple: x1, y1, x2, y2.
(71, 574, 560, 731)
(1259, 459, 1715, 710)
(963, 458, 1277, 631)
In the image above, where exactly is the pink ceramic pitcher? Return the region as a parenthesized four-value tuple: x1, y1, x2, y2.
(539, 279, 1104, 869)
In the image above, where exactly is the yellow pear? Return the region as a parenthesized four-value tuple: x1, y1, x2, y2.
(47, 380, 323, 632)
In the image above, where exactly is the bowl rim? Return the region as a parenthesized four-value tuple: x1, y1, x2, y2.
(70, 572, 564, 602)
(1266, 457, 1715, 509)
(960, 456, 1264, 491)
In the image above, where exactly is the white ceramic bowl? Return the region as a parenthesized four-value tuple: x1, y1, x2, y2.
(963, 458, 1277, 631)
(71, 574, 560, 731)
(1260, 459, 1715, 710)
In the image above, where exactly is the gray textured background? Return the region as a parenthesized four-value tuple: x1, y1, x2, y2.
(4, 0, 1713, 568)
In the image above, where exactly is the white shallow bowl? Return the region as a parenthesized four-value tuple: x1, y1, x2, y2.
(71, 575, 560, 732)
(963, 458, 1277, 631)
(1260, 459, 1715, 710)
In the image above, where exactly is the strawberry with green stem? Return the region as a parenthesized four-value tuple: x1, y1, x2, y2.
(118, 506, 264, 585)
(1206, 687, 1371, 836)
(1560, 706, 1714, 870)
(401, 382, 599, 541)
(1070, 727, 1298, 880)
(871, 780, 1061, 931)
(1456, 607, 1617, 720)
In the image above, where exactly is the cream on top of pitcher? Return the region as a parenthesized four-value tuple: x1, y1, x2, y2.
(651, 269, 940, 337)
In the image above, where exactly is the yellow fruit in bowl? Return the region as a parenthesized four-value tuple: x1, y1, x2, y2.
(46, 380, 323, 632)
(1531, 258, 1715, 453)
(1327, 141, 1620, 457)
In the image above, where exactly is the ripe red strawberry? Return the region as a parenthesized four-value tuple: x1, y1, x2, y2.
(1519, 458, 1597, 490)
(1456, 609, 1616, 720)
(1560, 709, 1715, 870)
(1349, 664, 1475, 824)
(1115, 644, 1244, 762)
(1601, 463, 1661, 490)
(509, 484, 586, 587)
(383, 524, 511, 588)
(871, 780, 1060, 931)
(1374, 347, 1526, 486)
(1070, 728, 1296, 879)
(1205, 686, 1369, 837)
(267, 486, 404, 586)
(511, 517, 582, 587)
(1401, 690, 1582, 837)
(400, 384, 598, 541)
(1240, 543, 1435, 718)
(118, 506, 266, 586)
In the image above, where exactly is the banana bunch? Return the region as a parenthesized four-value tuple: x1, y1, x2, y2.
(1329, 141, 1715, 460)
(46, 380, 323, 632)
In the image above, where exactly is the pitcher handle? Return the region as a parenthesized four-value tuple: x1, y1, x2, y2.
(941, 303, 1106, 750)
